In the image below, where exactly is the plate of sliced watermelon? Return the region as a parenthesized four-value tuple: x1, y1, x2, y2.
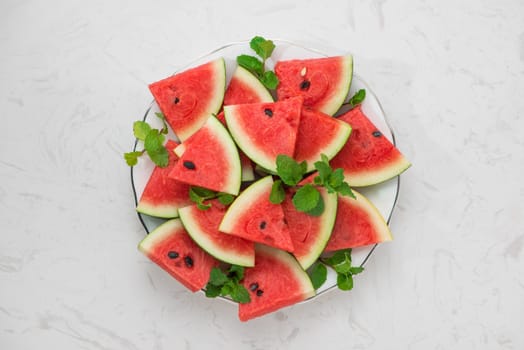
(128, 38, 411, 321)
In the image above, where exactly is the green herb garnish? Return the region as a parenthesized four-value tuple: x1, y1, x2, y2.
(237, 36, 279, 90)
(313, 155, 355, 199)
(205, 265, 250, 303)
(322, 249, 364, 291)
(347, 89, 366, 107)
(308, 262, 328, 290)
(189, 186, 235, 210)
(124, 112, 169, 167)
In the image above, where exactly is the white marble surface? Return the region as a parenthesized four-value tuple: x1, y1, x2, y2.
(2, 0, 523, 349)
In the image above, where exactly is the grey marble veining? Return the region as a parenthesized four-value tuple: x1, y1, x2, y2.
(1, 0, 523, 349)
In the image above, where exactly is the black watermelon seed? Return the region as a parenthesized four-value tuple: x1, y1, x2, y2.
(174, 97, 180, 104)
(300, 80, 311, 90)
(259, 221, 267, 230)
(264, 108, 273, 117)
(249, 282, 259, 291)
(183, 161, 196, 170)
(184, 256, 194, 268)
(372, 130, 382, 137)
(167, 251, 179, 259)
(256, 289, 264, 297)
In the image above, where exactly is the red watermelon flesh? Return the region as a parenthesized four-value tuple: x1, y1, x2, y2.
(149, 58, 226, 142)
(219, 176, 294, 252)
(330, 105, 411, 187)
(168, 116, 241, 195)
(224, 96, 303, 173)
(178, 200, 255, 267)
(282, 187, 337, 270)
(294, 107, 352, 172)
(215, 66, 274, 180)
(138, 219, 219, 292)
(324, 190, 392, 251)
(136, 140, 193, 218)
(238, 245, 315, 321)
(275, 55, 353, 116)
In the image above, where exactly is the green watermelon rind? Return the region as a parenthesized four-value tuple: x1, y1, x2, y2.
(136, 201, 181, 219)
(302, 119, 353, 173)
(324, 189, 393, 252)
(231, 66, 274, 103)
(322, 55, 353, 116)
(345, 156, 411, 188)
(218, 175, 273, 233)
(238, 244, 316, 321)
(223, 104, 287, 173)
(178, 206, 255, 267)
(293, 188, 338, 270)
(138, 218, 182, 254)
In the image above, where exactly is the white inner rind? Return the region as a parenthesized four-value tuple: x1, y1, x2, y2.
(346, 156, 411, 188)
(305, 121, 352, 172)
(138, 219, 182, 253)
(233, 66, 274, 103)
(224, 107, 279, 173)
(320, 55, 353, 116)
(296, 189, 338, 270)
(204, 115, 242, 195)
(178, 206, 254, 267)
(219, 176, 273, 233)
(136, 202, 179, 219)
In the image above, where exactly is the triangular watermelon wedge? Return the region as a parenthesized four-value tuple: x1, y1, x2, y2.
(216, 66, 274, 181)
(178, 200, 255, 267)
(149, 58, 226, 141)
(275, 55, 353, 116)
(324, 190, 393, 252)
(138, 218, 219, 292)
(224, 97, 303, 173)
(238, 244, 315, 321)
(136, 140, 193, 218)
(330, 105, 411, 186)
(294, 107, 352, 172)
(168, 115, 241, 195)
(219, 176, 294, 252)
(282, 187, 337, 270)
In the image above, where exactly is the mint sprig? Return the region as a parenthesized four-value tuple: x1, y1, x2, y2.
(124, 112, 170, 167)
(308, 262, 328, 290)
(313, 155, 355, 199)
(321, 249, 364, 291)
(237, 36, 279, 90)
(205, 265, 250, 304)
(189, 186, 235, 210)
(345, 89, 366, 108)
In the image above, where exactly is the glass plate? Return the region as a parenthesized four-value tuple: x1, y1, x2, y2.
(130, 40, 401, 298)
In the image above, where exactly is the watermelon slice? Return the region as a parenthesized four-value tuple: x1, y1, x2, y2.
(324, 190, 392, 251)
(238, 244, 315, 321)
(224, 97, 303, 173)
(217, 66, 274, 181)
(219, 176, 294, 252)
(149, 58, 226, 141)
(138, 219, 219, 292)
(168, 115, 241, 195)
(275, 55, 353, 116)
(282, 187, 337, 270)
(178, 200, 255, 267)
(136, 140, 192, 218)
(330, 105, 411, 186)
(294, 107, 352, 172)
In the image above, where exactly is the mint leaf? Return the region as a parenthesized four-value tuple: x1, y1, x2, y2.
(337, 273, 354, 291)
(348, 89, 366, 107)
(204, 265, 251, 304)
(336, 181, 356, 199)
(250, 36, 275, 61)
(313, 153, 355, 199)
(292, 184, 320, 213)
(305, 193, 324, 217)
(189, 187, 214, 210)
(350, 266, 365, 275)
(208, 267, 229, 286)
(124, 151, 143, 166)
(217, 193, 235, 205)
(309, 263, 327, 289)
(269, 179, 286, 204)
(237, 54, 264, 76)
(191, 187, 216, 199)
(260, 70, 279, 89)
(133, 121, 151, 141)
(276, 155, 307, 186)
